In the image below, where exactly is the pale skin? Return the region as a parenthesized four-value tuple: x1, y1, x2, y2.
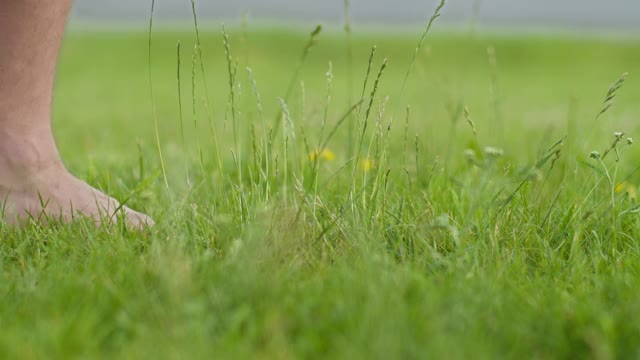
(0, 0, 153, 227)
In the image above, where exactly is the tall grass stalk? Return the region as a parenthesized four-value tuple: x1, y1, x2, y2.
(487, 46, 503, 142)
(351, 59, 387, 215)
(278, 98, 297, 201)
(359, 46, 377, 113)
(190, 0, 223, 172)
(176, 42, 190, 185)
(147, 0, 169, 192)
(444, 98, 464, 173)
(367, 96, 391, 216)
(247, 67, 270, 199)
(311, 63, 334, 218)
(222, 26, 241, 185)
(271, 25, 323, 137)
(191, 45, 205, 174)
(397, 0, 446, 102)
(352, 46, 378, 158)
(344, 0, 354, 155)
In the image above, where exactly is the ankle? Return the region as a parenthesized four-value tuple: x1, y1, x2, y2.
(0, 129, 63, 180)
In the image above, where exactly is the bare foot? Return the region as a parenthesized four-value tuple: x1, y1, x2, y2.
(0, 133, 154, 228)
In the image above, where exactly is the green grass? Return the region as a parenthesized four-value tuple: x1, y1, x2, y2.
(2, 25, 640, 358)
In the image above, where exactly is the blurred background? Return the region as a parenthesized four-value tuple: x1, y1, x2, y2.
(71, 0, 640, 32)
(56, 0, 640, 169)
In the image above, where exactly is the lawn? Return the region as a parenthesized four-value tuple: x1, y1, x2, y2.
(1, 21, 640, 358)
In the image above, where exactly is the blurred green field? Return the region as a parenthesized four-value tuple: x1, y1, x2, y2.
(1, 26, 640, 358)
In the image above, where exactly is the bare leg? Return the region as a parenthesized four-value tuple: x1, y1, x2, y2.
(0, 0, 153, 227)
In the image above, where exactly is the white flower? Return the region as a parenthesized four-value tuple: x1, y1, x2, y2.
(484, 146, 504, 157)
(464, 149, 476, 159)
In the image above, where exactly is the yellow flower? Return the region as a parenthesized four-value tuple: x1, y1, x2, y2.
(308, 149, 336, 161)
(361, 159, 375, 172)
(615, 181, 637, 200)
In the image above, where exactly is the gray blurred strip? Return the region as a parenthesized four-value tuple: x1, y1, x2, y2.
(70, 0, 640, 30)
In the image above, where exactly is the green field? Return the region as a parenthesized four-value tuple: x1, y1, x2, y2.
(2, 24, 640, 358)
